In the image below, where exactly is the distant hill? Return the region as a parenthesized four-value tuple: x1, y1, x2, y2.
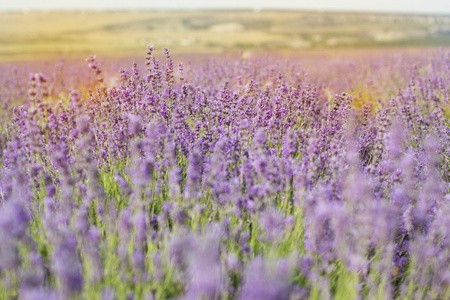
(1, 10, 449, 60)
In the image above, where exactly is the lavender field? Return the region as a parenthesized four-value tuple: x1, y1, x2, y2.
(0, 46, 449, 299)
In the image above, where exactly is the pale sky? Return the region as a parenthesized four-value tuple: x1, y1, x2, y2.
(0, 0, 449, 15)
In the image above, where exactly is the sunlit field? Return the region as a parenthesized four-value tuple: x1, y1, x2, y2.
(0, 9, 449, 300)
(1, 10, 450, 60)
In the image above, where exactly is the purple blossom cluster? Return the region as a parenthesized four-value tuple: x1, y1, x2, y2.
(0, 47, 449, 299)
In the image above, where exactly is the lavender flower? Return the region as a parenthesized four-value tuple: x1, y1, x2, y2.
(53, 232, 83, 298)
(0, 45, 449, 299)
(238, 257, 292, 300)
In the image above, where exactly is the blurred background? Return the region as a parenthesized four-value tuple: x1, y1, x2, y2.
(0, 0, 449, 61)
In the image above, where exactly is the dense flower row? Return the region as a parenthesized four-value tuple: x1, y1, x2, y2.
(0, 47, 449, 299)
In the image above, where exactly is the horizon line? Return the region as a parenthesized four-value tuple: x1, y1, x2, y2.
(1, 8, 450, 16)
